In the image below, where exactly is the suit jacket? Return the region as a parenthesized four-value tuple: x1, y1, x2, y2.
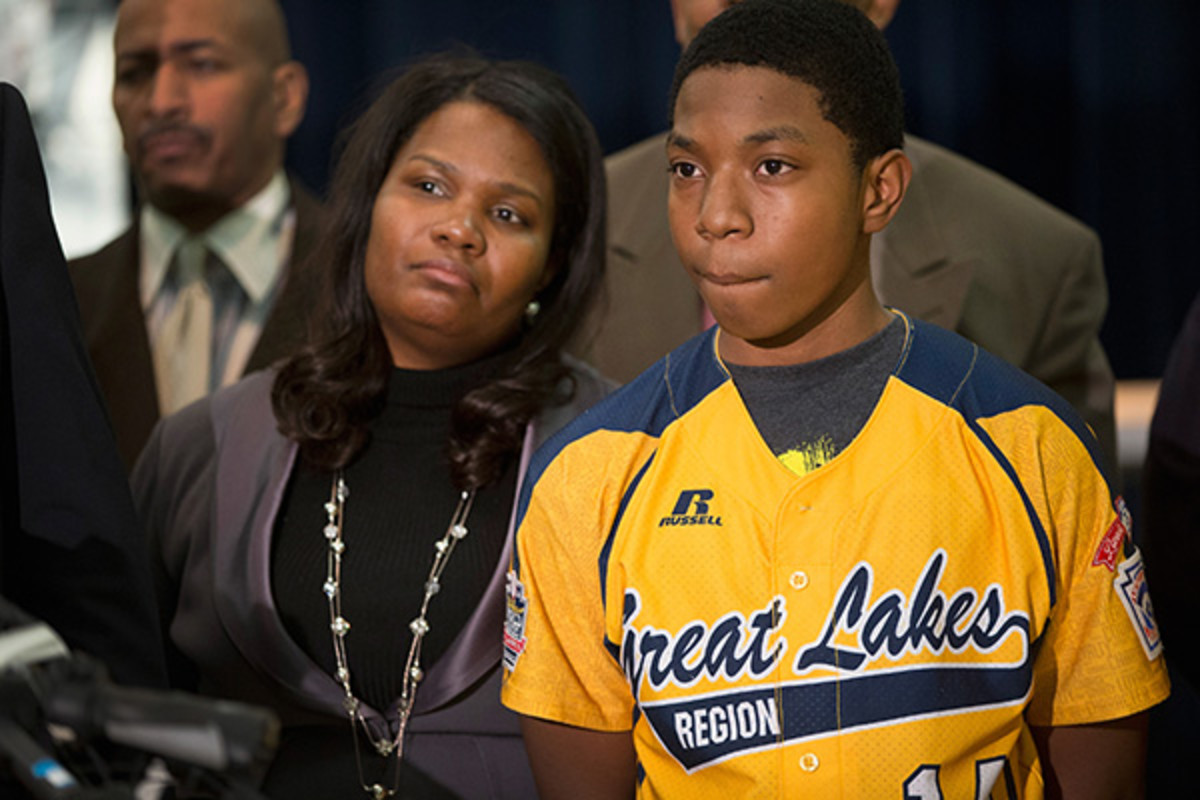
(68, 181, 326, 472)
(131, 361, 612, 797)
(1143, 290, 1200, 690)
(0, 82, 166, 687)
(1140, 291, 1200, 798)
(588, 132, 1118, 472)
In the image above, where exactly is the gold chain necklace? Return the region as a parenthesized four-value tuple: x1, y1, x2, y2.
(323, 470, 476, 799)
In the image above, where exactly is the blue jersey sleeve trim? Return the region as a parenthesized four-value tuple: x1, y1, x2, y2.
(601, 452, 656, 613)
(965, 416, 1059, 606)
(601, 453, 656, 667)
(894, 316, 1075, 606)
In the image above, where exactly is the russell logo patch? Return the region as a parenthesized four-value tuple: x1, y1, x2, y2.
(503, 570, 528, 671)
(1114, 548, 1162, 661)
(659, 489, 723, 527)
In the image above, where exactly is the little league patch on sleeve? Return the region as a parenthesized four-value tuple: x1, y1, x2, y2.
(1092, 496, 1132, 571)
(1114, 548, 1163, 661)
(503, 570, 528, 672)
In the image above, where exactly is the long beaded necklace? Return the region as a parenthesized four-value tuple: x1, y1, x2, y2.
(323, 470, 476, 799)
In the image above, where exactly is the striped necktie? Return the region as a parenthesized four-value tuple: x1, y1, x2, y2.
(153, 238, 212, 415)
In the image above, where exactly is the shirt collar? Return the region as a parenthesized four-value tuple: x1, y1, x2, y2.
(139, 171, 292, 308)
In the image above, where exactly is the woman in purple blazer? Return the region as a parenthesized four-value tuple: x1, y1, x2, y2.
(132, 53, 609, 799)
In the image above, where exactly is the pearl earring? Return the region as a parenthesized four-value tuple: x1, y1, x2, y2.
(524, 299, 541, 323)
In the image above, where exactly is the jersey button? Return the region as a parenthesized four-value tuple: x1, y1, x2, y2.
(799, 752, 819, 772)
(789, 571, 809, 590)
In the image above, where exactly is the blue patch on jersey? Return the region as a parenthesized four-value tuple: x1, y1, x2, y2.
(1115, 549, 1163, 660)
(503, 571, 528, 671)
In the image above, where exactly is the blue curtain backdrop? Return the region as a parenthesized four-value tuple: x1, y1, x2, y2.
(279, 1, 1200, 381)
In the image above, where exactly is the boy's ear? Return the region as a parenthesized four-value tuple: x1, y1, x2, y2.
(861, 148, 911, 235)
(862, 0, 901, 30)
(667, 0, 691, 47)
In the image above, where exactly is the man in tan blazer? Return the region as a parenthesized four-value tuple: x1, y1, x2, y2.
(586, 0, 1117, 470)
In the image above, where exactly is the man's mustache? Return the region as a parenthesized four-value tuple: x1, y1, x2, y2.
(136, 122, 211, 154)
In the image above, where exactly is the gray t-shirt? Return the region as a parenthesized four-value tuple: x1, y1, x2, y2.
(726, 315, 905, 475)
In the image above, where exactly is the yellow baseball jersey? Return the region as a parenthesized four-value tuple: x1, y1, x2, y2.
(502, 315, 1168, 799)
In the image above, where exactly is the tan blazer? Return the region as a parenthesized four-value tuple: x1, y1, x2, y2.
(585, 132, 1117, 471)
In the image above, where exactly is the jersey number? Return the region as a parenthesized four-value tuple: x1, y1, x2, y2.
(904, 757, 1016, 800)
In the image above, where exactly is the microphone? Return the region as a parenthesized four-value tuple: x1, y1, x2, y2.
(0, 606, 69, 671)
(41, 676, 278, 776)
(0, 616, 86, 798)
(0, 598, 279, 779)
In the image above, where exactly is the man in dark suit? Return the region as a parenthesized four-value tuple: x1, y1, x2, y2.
(69, 0, 324, 471)
(1, 81, 166, 688)
(1139, 290, 1200, 799)
(587, 0, 1118, 471)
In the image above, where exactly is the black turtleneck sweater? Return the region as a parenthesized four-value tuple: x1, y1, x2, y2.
(271, 353, 517, 718)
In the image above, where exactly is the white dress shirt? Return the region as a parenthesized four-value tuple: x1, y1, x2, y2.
(140, 171, 297, 392)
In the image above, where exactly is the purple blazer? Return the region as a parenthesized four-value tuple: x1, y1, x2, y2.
(132, 362, 612, 797)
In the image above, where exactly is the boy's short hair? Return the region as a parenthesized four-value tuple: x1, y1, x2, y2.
(669, 0, 904, 168)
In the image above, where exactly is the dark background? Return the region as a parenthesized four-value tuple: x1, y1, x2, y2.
(279, 0, 1200, 381)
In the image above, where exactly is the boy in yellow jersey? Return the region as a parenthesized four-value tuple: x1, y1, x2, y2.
(501, 1, 1169, 797)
